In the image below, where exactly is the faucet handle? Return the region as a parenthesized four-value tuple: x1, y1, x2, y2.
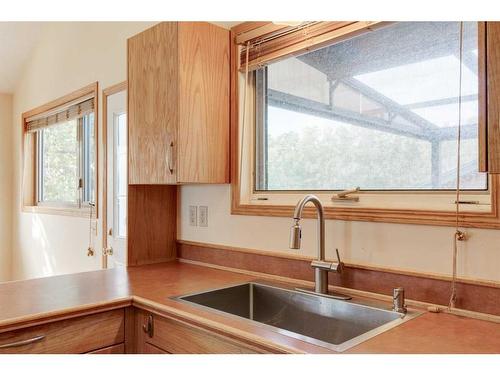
(331, 248, 343, 272)
(311, 249, 344, 272)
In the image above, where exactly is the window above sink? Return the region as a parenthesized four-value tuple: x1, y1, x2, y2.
(231, 21, 500, 228)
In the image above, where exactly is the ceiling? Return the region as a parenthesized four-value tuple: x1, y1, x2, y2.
(0, 22, 44, 93)
(0, 22, 242, 94)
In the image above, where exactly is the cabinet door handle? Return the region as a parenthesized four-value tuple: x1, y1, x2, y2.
(0, 335, 45, 349)
(167, 141, 174, 175)
(142, 315, 154, 338)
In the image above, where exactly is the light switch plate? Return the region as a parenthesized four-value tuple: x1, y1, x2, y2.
(199, 206, 208, 227)
(189, 205, 197, 226)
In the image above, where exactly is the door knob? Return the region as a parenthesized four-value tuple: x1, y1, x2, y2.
(103, 247, 113, 256)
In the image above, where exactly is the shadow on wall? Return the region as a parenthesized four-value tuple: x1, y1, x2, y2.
(30, 214, 56, 276)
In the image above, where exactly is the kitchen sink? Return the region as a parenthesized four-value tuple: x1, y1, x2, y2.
(174, 282, 421, 352)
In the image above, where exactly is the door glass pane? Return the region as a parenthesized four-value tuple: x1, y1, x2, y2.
(83, 113, 96, 203)
(115, 113, 127, 237)
(256, 22, 487, 191)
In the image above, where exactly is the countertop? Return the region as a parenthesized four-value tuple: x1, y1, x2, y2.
(0, 261, 499, 354)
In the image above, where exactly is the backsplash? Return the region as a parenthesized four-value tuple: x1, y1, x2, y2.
(178, 184, 500, 284)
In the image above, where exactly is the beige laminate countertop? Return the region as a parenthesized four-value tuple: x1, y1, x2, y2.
(0, 261, 499, 354)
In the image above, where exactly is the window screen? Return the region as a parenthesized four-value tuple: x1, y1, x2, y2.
(255, 22, 487, 191)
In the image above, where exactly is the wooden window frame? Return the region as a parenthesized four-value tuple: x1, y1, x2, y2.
(230, 22, 500, 229)
(22, 82, 99, 218)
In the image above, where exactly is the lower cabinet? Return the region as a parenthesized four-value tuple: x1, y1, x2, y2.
(0, 309, 125, 354)
(135, 309, 264, 354)
(0, 307, 269, 354)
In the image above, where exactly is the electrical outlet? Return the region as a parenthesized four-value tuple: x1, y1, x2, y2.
(189, 206, 197, 226)
(199, 206, 208, 227)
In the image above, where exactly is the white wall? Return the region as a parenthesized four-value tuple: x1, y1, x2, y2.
(11, 22, 155, 281)
(0, 93, 12, 281)
(178, 184, 500, 284)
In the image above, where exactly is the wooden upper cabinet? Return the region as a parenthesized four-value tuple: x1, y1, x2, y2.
(128, 22, 230, 184)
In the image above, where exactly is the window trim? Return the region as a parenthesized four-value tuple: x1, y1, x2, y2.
(21, 82, 99, 218)
(230, 22, 500, 229)
(101, 81, 127, 269)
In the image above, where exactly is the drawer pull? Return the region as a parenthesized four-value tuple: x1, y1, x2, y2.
(0, 335, 45, 349)
(142, 315, 154, 338)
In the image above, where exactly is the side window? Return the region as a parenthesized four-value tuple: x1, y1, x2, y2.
(37, 113, 96, 207)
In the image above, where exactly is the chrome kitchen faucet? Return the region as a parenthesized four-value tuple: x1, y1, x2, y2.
(289, 195, 347, 299)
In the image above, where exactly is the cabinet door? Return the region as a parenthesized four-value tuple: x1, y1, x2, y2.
(177, 22, 230, 183)
(128, 22, 178, 184)
(136, 309, 262, 354)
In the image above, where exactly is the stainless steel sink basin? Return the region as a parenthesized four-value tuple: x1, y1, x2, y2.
(175, 282, 421, 352)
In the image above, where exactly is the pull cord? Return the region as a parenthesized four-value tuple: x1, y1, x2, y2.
(449, 21, 466, 310)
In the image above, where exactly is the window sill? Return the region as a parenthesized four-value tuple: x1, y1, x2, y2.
(22, 205, 97, 219)
(231, 177, 500, 229)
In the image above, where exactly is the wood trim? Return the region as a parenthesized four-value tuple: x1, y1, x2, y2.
(479, 22, 488, 172)
(177, 241, 500, 316)
(235, 21, 389, 72)
(486, 22, 500, 173)
(22, 82, 98, 120)
(231, 22, 279, 38)
(229, 22, 500, 229)
(234, 22, 289, 45)
(102, 81, 127, 269)
(21, 82, 99, 217)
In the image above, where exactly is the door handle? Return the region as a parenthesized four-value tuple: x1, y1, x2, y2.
(167, 141, 174, 174)
(103, 247, 113, 256)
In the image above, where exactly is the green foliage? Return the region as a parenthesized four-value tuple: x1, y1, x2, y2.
(266, 123, 432, 190)
(40, 114, 96, 204)
(41, 120, 79, 203)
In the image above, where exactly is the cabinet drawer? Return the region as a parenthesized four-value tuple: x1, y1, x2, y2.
(0, 309, 124, 354)
(144, 343, 169, 354)
(142, 312, 260, 354)
(88, 343, 125, 354)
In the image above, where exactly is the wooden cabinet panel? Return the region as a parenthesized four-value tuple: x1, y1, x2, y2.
(136, 310, 261, 354)
(88, 343, 125, 354)
(127, 185, 177, 266)
(127, 22, 229, 185)
(144, 343, 169, 354)
(0, 310, 124, 354)
(128, 22, 178, 184)
(177, 22, 230, 183)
